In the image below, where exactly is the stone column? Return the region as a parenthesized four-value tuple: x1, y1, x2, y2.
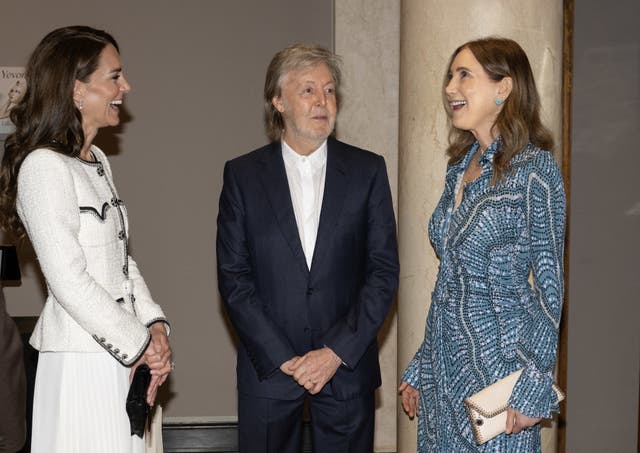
(397, 1, 563, 452)
(334, 1, 400, 451)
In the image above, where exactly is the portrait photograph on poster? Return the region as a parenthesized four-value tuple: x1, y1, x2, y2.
(0, 67, 26, 142)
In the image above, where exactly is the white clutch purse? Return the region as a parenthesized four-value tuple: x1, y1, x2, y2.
(463, 369, 565, 445)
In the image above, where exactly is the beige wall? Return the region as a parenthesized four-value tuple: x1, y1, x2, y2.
(334, 1, 399, 451)
(1, 0, 333, 420)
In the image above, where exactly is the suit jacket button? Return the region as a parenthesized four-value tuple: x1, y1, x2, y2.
(306, 288, 314, 296)
(304, 327, 310, 333)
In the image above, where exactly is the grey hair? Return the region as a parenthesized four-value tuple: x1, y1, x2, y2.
(263, 44, 342, 142)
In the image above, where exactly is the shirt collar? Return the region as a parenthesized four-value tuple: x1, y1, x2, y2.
(281, 139, 327, 171)
(452, 136, 502, 175)
(478, 136, 502, 167)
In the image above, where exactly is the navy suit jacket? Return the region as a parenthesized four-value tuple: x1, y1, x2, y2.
(216, 137, 399, 401)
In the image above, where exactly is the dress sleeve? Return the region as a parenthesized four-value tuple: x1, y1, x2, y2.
(17, 150, 151, 366)
(401, 342, 424, 388)
(127, 256, 170, 333)
(509, 152, 566, 418)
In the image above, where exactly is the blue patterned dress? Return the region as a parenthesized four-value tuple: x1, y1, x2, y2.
(402, 139, 566, 452)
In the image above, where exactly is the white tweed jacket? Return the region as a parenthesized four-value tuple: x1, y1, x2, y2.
(17, 146, 169, 366)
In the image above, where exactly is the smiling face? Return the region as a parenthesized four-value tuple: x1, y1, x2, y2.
(7, 80, 25, 103)
(445, 47, 510, 148)
(74, 44, 131, 136)
(272, 63, 337, 155)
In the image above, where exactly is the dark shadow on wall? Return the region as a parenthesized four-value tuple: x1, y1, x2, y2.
(93, 106, 133, 157)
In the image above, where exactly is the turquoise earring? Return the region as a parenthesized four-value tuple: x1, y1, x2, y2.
(495, 97, 503, 106)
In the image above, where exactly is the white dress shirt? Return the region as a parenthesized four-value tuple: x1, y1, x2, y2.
(281, 139, 327, 269)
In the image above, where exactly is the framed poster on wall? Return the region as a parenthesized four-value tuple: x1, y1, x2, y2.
(0, 67, 26, 142)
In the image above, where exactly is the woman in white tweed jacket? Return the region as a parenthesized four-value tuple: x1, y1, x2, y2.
(0, 26, 172, 452)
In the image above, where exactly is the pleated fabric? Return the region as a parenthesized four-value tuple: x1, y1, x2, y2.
(31, 351, 144, 453)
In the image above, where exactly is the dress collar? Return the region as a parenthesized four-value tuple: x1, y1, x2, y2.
(75, 145, 101, 166)
(455, 136, 502, 169)
(478, 136, 502, 168)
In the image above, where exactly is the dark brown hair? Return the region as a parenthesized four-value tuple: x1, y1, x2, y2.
(445, 37, 553, 181)
(263, 44, 342, 142)
(0, 26, 118, 236)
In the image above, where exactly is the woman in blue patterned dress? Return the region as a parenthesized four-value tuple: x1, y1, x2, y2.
(399, 37, 566, 452)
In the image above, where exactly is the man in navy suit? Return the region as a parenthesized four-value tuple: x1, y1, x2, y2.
(217, 44, 399, 453)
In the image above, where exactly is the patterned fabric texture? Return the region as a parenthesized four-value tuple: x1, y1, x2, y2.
(16, 146, 168, 365)
(402, 139, 566, 452)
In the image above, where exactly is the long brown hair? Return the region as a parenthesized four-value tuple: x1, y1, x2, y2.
(0, 26, 118, 237)
(445, 37, 553, 181)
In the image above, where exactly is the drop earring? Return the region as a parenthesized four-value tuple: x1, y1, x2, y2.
(495, 97, 503, 106)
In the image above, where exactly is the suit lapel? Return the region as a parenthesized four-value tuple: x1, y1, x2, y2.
(258, 143, 309, 275)
(310, 138, 349, 273)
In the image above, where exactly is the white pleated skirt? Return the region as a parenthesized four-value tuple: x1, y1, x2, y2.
(31, 351, 144, 453)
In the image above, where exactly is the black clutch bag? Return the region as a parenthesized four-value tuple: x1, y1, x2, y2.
(126, 364, 151, 437)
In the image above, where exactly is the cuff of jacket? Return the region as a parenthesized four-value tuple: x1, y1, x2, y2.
(322, 344, 348, 369)
(508, 366, 559, 419)
(249, 342, 296, 381)
(146, 318, 171, 335)
(93, 329, 151, 367)
(401, 361, 420, 388)
(320, 322, 369, 370)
